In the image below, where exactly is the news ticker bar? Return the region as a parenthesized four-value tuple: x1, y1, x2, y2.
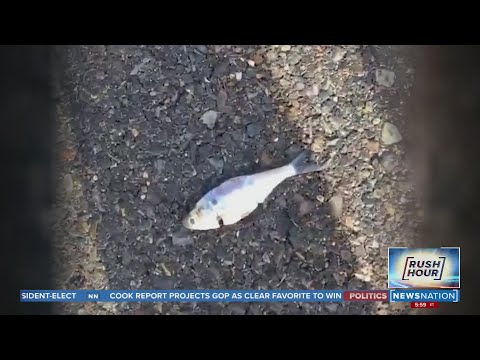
(20, 289, 460, 303)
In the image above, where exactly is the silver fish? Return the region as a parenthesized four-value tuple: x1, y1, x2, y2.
(182, 150, 327, 230)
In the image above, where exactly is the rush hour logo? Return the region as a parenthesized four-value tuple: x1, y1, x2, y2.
(388, 247, 460, 289)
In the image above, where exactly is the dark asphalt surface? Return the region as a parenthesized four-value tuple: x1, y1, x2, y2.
(52, 45, 417, 315)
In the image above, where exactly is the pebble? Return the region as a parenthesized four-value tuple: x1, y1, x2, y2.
(63, 174, 74, 193)
(279, 78, 290, 87)
(217, 90, 228, 112)
(265, 51, 277, 62)
(318, 90, 329, 103)
(381, 122, 402, 145)
(288, 53, 302, 65)
(154, 159, 166, 174)
(172, 228, 194, 246)
(297, 197, 315, 217)
(280, 45, 292, 51)
(196, 45, 208, 54)
(366, 140, 380, 154)
(329, 195, 343, 218)
(260, 151, 273, 167)
(325, 303, 338, 313)
(375, 69, 395, 87)
(305, 84, 319, 97)
(380, 152, 397, 171)
(247, 123, 262, 137)
(355, 245, 366, 258)
(312, 135, 325, 153)
(77, 308, 88, 315)
(201, 110, 218, 129)
(332, 48, 347, 62)
(295, 82, 305, 91)
(235, 72, 242, 81)
(340, 249, 353, 262)
(327, 138, 340, 147)
(131, 128, 139, 138)
(208, 157, 224, 174)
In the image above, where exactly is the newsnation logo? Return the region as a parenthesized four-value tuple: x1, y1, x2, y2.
(388, 247, 460, 289)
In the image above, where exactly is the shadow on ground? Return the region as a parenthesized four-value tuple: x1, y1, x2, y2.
(51, 45, 403, 315)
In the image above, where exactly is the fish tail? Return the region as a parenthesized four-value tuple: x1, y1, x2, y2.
(289, 150, 325, 175)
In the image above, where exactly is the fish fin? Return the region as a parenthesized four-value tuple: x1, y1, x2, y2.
(289, 150, 324, 175)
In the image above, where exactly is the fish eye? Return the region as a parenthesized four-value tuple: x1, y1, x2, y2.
(211, 199, 218, 205)
(189, 218, 195, 225)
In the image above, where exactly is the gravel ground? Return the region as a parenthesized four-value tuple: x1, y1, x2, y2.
(52, 45, 420, 315)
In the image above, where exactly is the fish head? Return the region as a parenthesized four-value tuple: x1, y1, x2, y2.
(182, 204, 221, 231)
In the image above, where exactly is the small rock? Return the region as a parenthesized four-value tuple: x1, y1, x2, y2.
(201, 110, 218, 129)
(375, 69, 395, 87)
(366, 140, 380, 154)
(265, 51, 277, 62)
(196, 45, 208, 54)
(327, 138, 340, 147)
(286, 143, 302, 157)
(247, 123, 262, 137)
(381, 122, 402, 145)
(290, 99, 300, 109)
(288, 53, 302, 65)
(364, 101, 374, 113)
(312, 135, 326, 153)
(325, 303, 338, 313)
(355, 245, 366, 258)
(63, 174, 74, 193)
(287, 108, 299, 121)
(208, 157, 224, 174)
(247, 59, 255, 67)
(130, 58, 149, 76)
(295, 82, 305, 91)
(131, 128, 139, 138)
(385, 203, 396, 217)
(154, 159, 166, 174)
(280, 45, 292, 51)
(318, 90, 330, 103)
(235, 72, 242, 81)
(172, 228, 194, 246)
(332, 48, 347, 62)
(299, 200, 314, 217)
(380, 152, 398, 171)
(252, 54, 264, 65)
(345, 216, 355, 230)
(340, 249, 353, 262)
(77, 308, 88, 315)
(217, 89, 228, 112)
(279, 78, 290, 87)
(260, 151, 273, 167)
(373, 118, 381, 125)
(305, 84, 319, 97)
(321, 99, 335, 114)
(370, 240, 379, 249)
(329, 195, 343, 219)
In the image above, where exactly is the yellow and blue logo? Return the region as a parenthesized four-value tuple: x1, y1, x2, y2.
(388, 247, 460, 289)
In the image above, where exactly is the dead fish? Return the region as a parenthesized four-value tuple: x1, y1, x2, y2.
(182, 150, 328, 230)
